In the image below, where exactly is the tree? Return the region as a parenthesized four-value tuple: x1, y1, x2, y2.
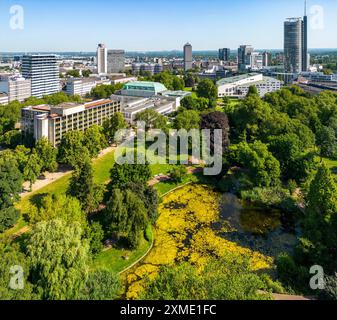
(28, 194, 86, 226)
(169, 165, 188, 183)
(105, 189, 148, 249)
(68, 158, 103, 213)
(142, 255, 269, 300)
(84, 125, 107, 158)
(173, 110, 200, 130)
(0, 207, 20, 233)
(123, 181, 159, 223)
(103, 112, 128, 144)
(34, 137, 58, 173)
(316, 126, 337, 158)
(172, 77, 185, 91)
(181, 96, 209, 112)
(24, 152, 42, 191)
(247, 85, 259, 96)
(14, 145, 30, 173)
(301, 165, 337, 270)
(82, 69, 92, 78)
(200, 111, 230, 154)
(197, 79, 218, 102)
(66, 69, 81, 78)
(135, 109, 168, 131)
(109, 162, 151, 190)
(58, 130, 89, 167)
(0, 242, 34, 300)
(27, 219, 90, 300)
(0, 156, 23, 210)
(79, 270, 120, 300)
(231, 141, 281, 187)
(85, 222, 104, 255)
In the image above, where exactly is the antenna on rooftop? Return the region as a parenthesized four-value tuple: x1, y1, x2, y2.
(304, 0, 307, 16)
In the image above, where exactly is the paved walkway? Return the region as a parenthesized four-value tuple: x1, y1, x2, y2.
(20, 146, 115, 199)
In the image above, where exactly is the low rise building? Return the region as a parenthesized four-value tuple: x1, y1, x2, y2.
(21, 99, 121, 147)
(65, 77, 111, 96)
(217, 73, 282, 98)
(121, 81, 168, 97)
(111, 94, 178, 124)
(0, 74, 31, 102)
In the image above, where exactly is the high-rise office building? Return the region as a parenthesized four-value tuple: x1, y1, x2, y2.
(184, 43, 193, 71)
(97, 43, 108, 74)
(262, 52, 272, 67)
(107, 50, 125, 73)
(219, 48, 230, 62)
(284, 3, 308, 73)
(238, 45, 254, 71)
(22, 55, 60, 98)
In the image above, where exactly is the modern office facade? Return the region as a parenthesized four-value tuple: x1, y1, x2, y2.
(262, 52, 272, 67)
(184, 43, 193, 71)
(22, 55, 60, 98)
(21, 99, 121, 147)
(65, 77, 111, 96)
(237, 45, 254, 71)
(107, 50, 125, 73)
(132, 63, 163, 76)
(284, 9, 308, 73)
(0, 74, 31, 102)
(217, 73, 282, 98)
(97, 43, 108, 74)
(219, 48, 230, 62)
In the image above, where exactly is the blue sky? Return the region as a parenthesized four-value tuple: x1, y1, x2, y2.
(1, 0, 336, 52)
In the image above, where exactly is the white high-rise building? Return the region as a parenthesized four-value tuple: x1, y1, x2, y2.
(184, 43, 193, 71)
(22, 55, 60, 98)
(97, 44, 108, 74)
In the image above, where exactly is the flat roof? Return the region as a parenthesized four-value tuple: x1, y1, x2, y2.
(123, 81, 167, 92)
(217, 73, 261, 86)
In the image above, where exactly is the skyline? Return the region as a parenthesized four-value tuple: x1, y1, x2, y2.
(1, 0, 337, 52)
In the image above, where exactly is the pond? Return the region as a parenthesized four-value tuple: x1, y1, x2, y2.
(123, 184, 298, 300)
(219, 193, 298, 259)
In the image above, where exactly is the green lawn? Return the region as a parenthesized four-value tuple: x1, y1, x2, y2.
(184, 87, 197, 98)
(92, 225, 153, 274)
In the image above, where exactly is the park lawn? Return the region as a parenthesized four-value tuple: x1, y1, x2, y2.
(92, 225, 153, 274)
(184, 87, 197, 98)
(7, 149, 116, 237)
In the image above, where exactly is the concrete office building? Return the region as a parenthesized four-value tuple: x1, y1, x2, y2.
(284, 4, 308, 73)
(22, 55, 60, 98)
(132, 63, 163, 76)
(262, 52, 272, 67)
(65, 77, 111, 96)
(0, 74, 31, 102)
(21, 99, 121, 147)
(107, 50, 125, 73)
(219, 48, 231, 62)
(111, 94, 179, 125)
(0, 93, 9, 105)
(217, 73, 282, 98)
(97, 44, 108, 74)
(184, 43, 193, 71)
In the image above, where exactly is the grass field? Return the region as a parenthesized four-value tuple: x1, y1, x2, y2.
(92, 225, 153, 274)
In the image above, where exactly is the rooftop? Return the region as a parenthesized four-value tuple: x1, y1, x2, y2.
(217, 73, 261, 86)
(123, 81, 168, 93)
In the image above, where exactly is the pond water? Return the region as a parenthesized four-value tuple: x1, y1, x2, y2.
(123, 184, 298, 299)
(219, 193, 298, 258)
